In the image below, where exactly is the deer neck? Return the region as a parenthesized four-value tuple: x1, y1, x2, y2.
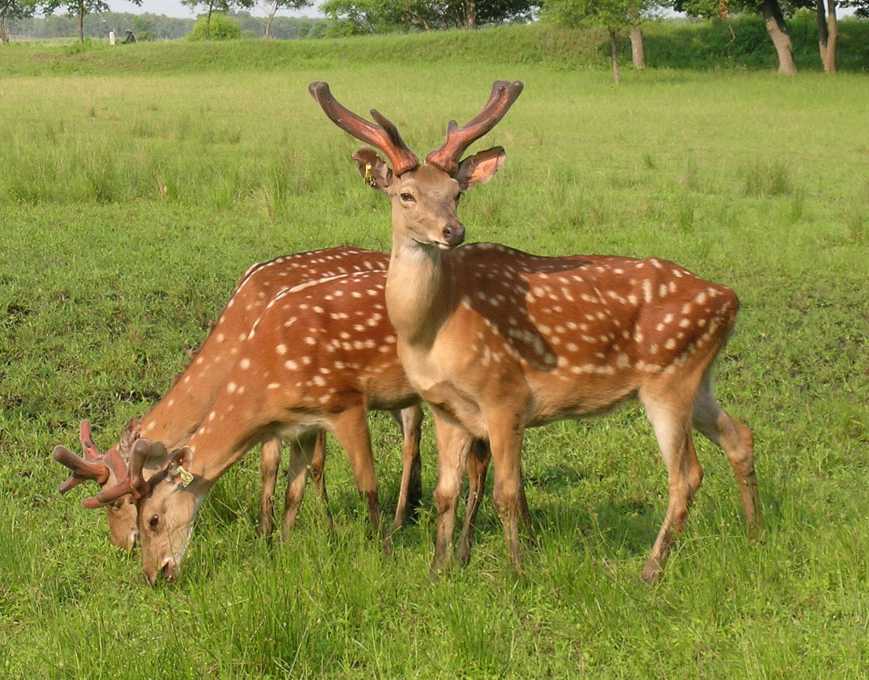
(386, 230, 457, 349)
(183, 405, 266, 484)
(136, 321, 244, 449)
(137, 367, 220, 450)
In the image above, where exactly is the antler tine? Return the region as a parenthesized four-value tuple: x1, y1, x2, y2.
(53, 444, 110, 494)
(426, 80, 524, 176)
(308, 81, 419, 176)
(79, 419, 101, 460)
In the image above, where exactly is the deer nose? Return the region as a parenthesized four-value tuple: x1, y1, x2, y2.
(442, 223, 465, 247)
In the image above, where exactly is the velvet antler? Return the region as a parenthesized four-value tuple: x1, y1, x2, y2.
(426, 80, 524, 176)
(308, 81, 419, 176)
(81, 438, 166, 509)
(53, 420, 115, 494)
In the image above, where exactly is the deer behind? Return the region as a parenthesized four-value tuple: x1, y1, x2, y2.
(53, 247, 423, 549)
(63, 270, 436, 584)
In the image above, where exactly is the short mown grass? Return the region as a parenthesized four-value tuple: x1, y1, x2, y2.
(1, 53, 867, 678)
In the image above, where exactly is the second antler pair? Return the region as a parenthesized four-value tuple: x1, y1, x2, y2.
(54, 421, 185, 509)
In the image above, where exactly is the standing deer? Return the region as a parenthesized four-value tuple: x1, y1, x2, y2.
(53, 247, 424, 550)
(308, 81, 761, 581)
(59, 269, 442, 584)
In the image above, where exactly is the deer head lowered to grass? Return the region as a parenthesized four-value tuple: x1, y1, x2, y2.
(60, 268, 453, 584)
(53, 247, 424, 553)
(309, 81, 762, 582)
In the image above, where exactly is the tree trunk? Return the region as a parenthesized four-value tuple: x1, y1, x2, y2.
(609, 29, 621, 85)
(822, 0, 838, 73)
(0, 18, 9, 44)
(759, 0, 796, 75)
(816, 0, 828, 56)
(265, 2, 277, 39)
(629, 27, 645, 70)
(718, 0, 729, 19)
(466, 0, 476, 29)
(206, 1, 214, 40)
(78, 2, 85, 44)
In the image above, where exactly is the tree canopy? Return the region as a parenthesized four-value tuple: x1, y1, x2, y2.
(321, 0, 536, 35)
(39, 0, 142, 42)
(1, 0, 36, 43)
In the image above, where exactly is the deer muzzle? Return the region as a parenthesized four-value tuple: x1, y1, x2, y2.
(441, 223, 465, 249)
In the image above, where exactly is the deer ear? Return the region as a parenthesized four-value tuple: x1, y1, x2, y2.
(352, 148, 392, 192)
(170, 447, 192, 468)
(168, 447, 195, 488)
(456, 146, 506, 190)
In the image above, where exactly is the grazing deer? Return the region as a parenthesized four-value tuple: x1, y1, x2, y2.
(53, 247, 423, 550)
(308, 81, 761, 581)
(60, 269, 440, 584)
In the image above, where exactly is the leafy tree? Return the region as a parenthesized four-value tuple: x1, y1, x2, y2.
(260, 0, 311, 38)
(188, 11, 240, 39)
(545, 0, 655, 83)
(841, 0, 868, 15)
(322, 0, 535, 34)
(1, 0, 36, 42)
(40, 0, 141, 43)
(182, 0, 254, 39)
(674, 0, 807, 74)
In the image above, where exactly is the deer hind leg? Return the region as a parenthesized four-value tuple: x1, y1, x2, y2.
(430, 411, 473, 575)
(391, 405, 423, 530)
(693, 372, 761, 537)
(640, 386, 703, 583)
(258, 437, 282, 537)
(307, 430, 334, 531)
(281, 437, 313, 541)
(457, 439, 491, 566)
(330, 404, 382, 535)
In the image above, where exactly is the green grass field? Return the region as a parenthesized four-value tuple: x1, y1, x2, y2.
(1, 40, 868, 678)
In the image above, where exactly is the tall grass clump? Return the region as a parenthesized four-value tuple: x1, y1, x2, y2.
(741, 160, 793, 197)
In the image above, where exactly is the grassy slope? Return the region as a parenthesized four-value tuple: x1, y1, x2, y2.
(1, 59, 868, 677)
(1, 16, 868, 77)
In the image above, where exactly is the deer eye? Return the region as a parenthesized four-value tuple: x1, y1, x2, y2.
(148, 514, 160, 530)
(399, 192, 416, 203)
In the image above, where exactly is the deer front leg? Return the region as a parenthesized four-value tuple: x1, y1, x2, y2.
(329, 404, 383, 535)
(430, 411, 473, 575)
(457, 439, 491, 566)
(487, 411, 527, 574)
(258, 437, 282, 537)
(392, 405, 423, 530)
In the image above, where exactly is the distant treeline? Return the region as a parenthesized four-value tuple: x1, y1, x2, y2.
(8, 11, 328, 41)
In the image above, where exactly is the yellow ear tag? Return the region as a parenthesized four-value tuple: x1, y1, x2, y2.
(177, 465, 194, 488)
(364, 163, 376, 187)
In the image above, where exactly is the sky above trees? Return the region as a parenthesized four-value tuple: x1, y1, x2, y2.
(92, 1, 868, 22)
(106, 0, 318, 16)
